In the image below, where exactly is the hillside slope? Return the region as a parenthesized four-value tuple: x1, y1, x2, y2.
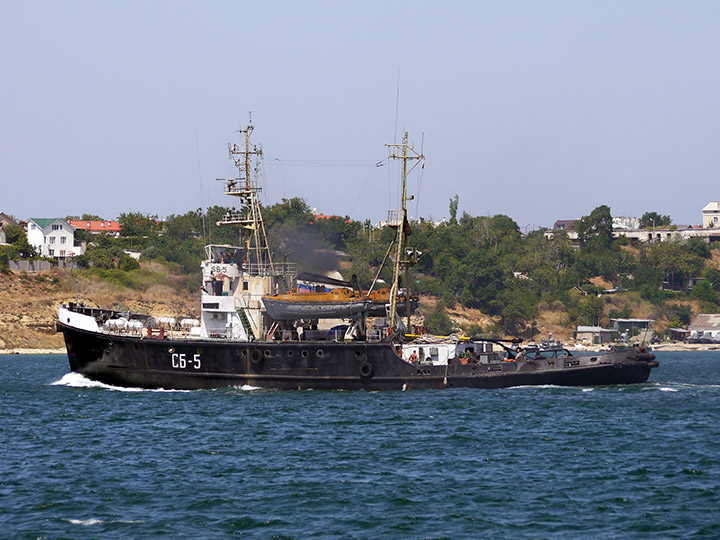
(0, 268, 199, 350)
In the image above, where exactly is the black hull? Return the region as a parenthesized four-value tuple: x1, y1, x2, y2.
(58, 322, 657, 391)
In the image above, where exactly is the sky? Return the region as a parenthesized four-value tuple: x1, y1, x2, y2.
(2, 1, 719, 230)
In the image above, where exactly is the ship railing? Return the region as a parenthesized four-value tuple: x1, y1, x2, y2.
(386, 210, 403, 228)
(242, 262, 297, 278)
(100, 326, 204, 340)
(219, 177, 261, 196)
(216, 211, 251, 226)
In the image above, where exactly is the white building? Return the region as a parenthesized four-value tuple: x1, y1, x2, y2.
(702, 202, 720, 228)
(26, 218, 84, 259)
(688, 313, 720, 343)
(612, 216, 640, 230)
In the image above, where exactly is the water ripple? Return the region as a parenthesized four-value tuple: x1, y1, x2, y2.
(2, 352, 719, 539)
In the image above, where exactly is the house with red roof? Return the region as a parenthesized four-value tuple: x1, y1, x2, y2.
(68, 219, 122, 237)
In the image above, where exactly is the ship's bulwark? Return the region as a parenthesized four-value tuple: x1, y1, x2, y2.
(59, 323, 655, 391)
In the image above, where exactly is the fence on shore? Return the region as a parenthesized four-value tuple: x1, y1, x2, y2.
(8, 260, 77, 272)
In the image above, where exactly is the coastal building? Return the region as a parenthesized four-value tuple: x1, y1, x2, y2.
(613, 225, 720, 244)
(68, 219, 122, 237)
(547, 220, 579, 241)
(610, 318, 654, 333)
(0, 212, 15, 245)
(702, 202, 720, 228)
(311, 208, 352, 224)
(667, 328, 690, 342)
(26, 218, 84, 260)
(574, 325, 617, 344)
(0, 212, 15, 229)
(688, 313, 720, 343)
(547, 202, 720, 243)
(553, 219, 577, 232)
(612, 216, 640, 230)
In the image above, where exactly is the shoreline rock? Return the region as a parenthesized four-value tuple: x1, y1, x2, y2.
(0, 348, 67, 355)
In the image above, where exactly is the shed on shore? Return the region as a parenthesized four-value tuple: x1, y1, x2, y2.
(688, 314, 720, 343)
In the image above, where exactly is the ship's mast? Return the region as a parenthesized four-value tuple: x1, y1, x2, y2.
(217, 115, 274, 273)
(386, 131, 424, 330)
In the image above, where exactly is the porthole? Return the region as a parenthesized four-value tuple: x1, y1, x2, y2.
(168, 347, 175, 353)
(355, 350, 362, 357)
(287, 350, 293, 357)
(264, 350, 271, 358)
(301, 350, 308, 358)
(316, 350, 324, 357)
(241, 349, 247, 356)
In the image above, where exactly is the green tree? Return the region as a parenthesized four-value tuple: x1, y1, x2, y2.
(639, 212, 671, 228)
(644, 241, 704, 290)
(165, 213, 196, 240)
(667, 304, 691, 326)
(3, 224, 35, 258)
(690, 281, 719, 304)
(576, 205, 614, 250)
(687, 237, 711, 259)
(312, 216, 358, 251)
(66, 213, 104, 221)
(705, 268, 720, 291)
(448, 194, 459, 224)
(118, 212, 158, 237)
(118, 255, 140, 272)
(578, 295, 605, 326)
(424, 302, 453, 335)
(496, 285, 538, 335)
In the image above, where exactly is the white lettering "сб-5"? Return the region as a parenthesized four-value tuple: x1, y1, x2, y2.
(171, 353, 201, 369)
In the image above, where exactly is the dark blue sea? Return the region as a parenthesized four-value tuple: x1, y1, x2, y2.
(1, 352, 719, 539)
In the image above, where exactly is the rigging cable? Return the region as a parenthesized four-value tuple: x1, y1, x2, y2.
(266, 156, 377, 167)
(415, 159, 425, 221)
(195, 130, 208, 245)
(348, 160, 387, 217)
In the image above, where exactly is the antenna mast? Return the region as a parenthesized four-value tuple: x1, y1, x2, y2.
(386, 131, 424, 330)
(216, 114, 274, 273)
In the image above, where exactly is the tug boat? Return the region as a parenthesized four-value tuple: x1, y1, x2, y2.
(56, 123, 658, 390)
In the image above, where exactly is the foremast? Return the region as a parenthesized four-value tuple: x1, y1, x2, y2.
(199, 118, 295, 342)
(217, 119, 274, 272)
(386, 132, 424, 331)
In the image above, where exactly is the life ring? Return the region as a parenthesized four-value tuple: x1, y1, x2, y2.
(359, 361, 374, 378)
(251, 349, 262, 364)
